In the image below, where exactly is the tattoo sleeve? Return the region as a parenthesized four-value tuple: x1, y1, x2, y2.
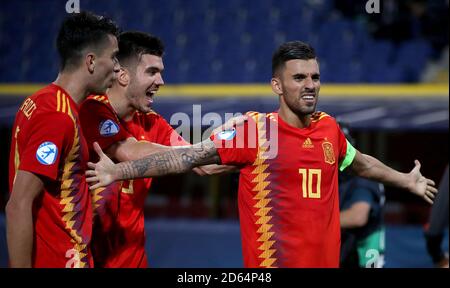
(116, 139, 221, 180)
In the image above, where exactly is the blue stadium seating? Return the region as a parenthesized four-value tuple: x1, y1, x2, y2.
(0, 0, 434, 83)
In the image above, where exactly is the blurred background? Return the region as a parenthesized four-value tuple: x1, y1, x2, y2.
(0, 0, 448, 267)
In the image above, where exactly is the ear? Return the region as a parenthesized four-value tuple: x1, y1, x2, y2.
(117, 67, 130, 87)
(86, 53, 95, 74)
(271, 77, 283, 95)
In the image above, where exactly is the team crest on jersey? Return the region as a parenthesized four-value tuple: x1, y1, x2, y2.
(216, 128, 236, 140)
(322, 140, 335, 164)
(36, 141, 58, 165)
(99, 119, 119, 137)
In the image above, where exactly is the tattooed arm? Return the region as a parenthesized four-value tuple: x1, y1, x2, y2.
(86, 140, 221, 189)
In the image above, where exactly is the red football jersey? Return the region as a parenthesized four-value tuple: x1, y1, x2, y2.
(8, 84, 92, 268)
(212, 111, 355, 268)
(79, 94, 187, 268)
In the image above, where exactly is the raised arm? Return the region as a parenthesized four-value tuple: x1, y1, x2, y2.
(86, 139, 221, 189)
(350, 150, 438, 204)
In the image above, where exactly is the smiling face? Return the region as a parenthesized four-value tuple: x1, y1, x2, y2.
(273, 58, 321, 116)
(126, 54, 164, 113)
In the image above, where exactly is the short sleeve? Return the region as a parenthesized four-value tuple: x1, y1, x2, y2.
(209, 118, 258, 166)
(19, 112, 74, 180)
(79, 100, 131, 152)
(337, 124, 356, 171)
(339, 139, 356, 172)
(154, 116, 190, 147)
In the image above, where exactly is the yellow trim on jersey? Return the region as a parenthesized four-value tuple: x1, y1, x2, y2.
(91, 187, 105, 216)
(59, 98, 89, 267)
(90, 95, 109, 104)
(317, 112, 329, 121)
(62, 93, 67, 113)
(66, 95, 71, 115)
(249, 112, 278, 268)
(311, 112, 330, 122)
(121, 180, 135, 194)
(73, 243, 88, 268)
(56, 90, 61, 112)
(145, 110, 158, 116)
(267, 113, 277, 122)
(66, 95, 73, 118)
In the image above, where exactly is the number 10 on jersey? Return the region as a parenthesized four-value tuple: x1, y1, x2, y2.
(299, 168, 321, 199)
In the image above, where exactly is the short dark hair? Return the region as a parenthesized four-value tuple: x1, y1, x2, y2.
(272, 41, 317, 76)
(56, 11, 119, 71)
(117, 31, 164, 68)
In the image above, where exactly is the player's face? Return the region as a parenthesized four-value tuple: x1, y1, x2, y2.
(278, 59, 320, 116)
(127, 54, 164, 113)
(91, 35, 120, 94)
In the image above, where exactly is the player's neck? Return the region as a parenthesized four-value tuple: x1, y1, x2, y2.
(107, 85, 133, 120)
(278, 105, 311, 128)
(53, 72, 89, 104)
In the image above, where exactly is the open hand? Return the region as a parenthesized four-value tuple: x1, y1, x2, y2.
(408, 160, 438, 204)
(86, 142, 117, 189)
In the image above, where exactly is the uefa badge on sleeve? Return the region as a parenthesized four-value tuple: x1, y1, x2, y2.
(216, 128, 236, 140)
(36, 141, 58, 165)
(99, 119, 120, 137)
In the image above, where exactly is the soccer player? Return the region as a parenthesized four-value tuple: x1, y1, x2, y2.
(86, 41, 438, 268)
(6, 11, 120, 268)
(79, 31, 234, 268)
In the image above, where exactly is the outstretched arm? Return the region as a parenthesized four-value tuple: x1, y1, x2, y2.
(86, 139, 221, 189)
(106, 115, 247, 175)
(350, 150, 438, 204)
(107, 137, 236, 176)
(193, 164, 239, 175)
(107, 137, 170, 162)
(192, 115, 246, 176)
